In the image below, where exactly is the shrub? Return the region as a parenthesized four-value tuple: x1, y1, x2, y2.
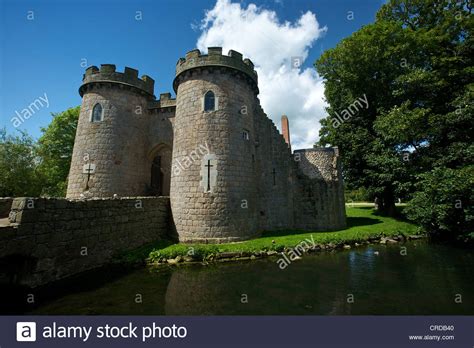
(345, 187, 371, 202)
(404, 166, 474, 240)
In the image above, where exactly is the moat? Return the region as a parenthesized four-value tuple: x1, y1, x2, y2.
(18, 241, 474, 315)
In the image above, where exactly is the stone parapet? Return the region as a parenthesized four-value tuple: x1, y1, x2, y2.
(148, 92, 177, 110)
(173, 47, 258, 93)
(79, 64, 155, 97)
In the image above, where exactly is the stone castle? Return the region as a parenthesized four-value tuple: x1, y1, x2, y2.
(66, 47, 346, 243)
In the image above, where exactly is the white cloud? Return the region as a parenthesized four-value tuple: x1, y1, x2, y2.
(196, 0, 327, 149)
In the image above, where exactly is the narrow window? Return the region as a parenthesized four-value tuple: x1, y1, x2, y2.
(204, 91, 215, 112)
(91, 103, 103, 122)
(242, 129, 250, 140)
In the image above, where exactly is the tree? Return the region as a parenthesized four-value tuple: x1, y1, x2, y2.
(315, 20, 418, 215)
(0, 128, 43, 197)
(315, 0, 473, 225)
(36, 106, 80, 196)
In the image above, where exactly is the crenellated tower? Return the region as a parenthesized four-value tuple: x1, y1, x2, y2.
(170, 47, 260, 243)
(66, 65, 155, 198)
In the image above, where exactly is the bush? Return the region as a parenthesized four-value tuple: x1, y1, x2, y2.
(404, 166, 474, 240)
(0, 128, 43, 197)
(345, 187, 371, 202)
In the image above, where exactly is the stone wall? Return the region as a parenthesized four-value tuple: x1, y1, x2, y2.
(0, 197, 170, 287)
(293, 148, 346, 230)
(148, 93, 175, 151)
(254, 104, 294, 231)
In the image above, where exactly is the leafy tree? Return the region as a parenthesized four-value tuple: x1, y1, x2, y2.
(0, 128, 43, 197)
(36, 106, 80, 196)
(315, 0, 473, 230)
(376, 0, 473, 237)
(315, 20, 418, 215)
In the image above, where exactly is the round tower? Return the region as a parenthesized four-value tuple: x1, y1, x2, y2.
(66, 64, 155, 198)
(171, 47, 259, 243)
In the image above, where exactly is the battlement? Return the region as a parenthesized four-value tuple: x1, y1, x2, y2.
(80, 64, 155, 96)
(148, 92, 176, 110)
(158, 92, 176, 108)
(174, 47, 258, 92)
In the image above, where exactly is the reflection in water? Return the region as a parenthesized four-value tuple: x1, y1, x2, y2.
(348, 248, 377, 287)
(30, 242, 474, 315)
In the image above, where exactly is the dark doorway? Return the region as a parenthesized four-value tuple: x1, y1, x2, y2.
(149, 144, 172, 196)
(151, 156, 163, 196)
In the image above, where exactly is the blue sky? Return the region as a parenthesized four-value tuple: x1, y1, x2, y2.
(0, 0, 383, 148)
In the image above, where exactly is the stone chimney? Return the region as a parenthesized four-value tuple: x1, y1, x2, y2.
(281, 115, 291, 150)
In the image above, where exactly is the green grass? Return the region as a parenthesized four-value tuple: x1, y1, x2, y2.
(141, 206, 420, 262)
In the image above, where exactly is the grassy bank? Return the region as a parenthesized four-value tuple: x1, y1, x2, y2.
(119, 206, 420, 264)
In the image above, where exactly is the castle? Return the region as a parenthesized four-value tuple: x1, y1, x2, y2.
(66, 47, 346, 243)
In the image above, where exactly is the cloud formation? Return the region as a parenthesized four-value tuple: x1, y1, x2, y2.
(196, 0, 327, 149)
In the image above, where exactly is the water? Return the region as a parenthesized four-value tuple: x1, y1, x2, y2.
(30, 241, 474, 315)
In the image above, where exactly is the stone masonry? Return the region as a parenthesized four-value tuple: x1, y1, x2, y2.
(0, 197, 170, 287)
(66, 47, 346, 243)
